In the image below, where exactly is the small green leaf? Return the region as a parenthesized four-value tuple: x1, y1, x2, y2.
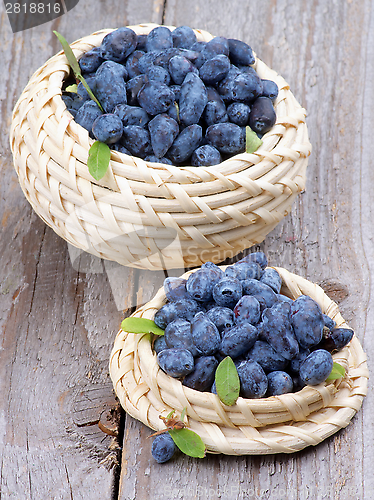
(65, 84, 78, 93)
(121, 317, 165, 336)
(326, 362, 346, 381)
(166, 409, 175, 419)
(88, 141, 111, 181)
(246, 126, 263, 153)
(168, 428, 206, 458)
(215, 356, 240, 406)
(180, 407, 187, 422)
(53, 30, 81, 76)
(54, 31, 104, 112)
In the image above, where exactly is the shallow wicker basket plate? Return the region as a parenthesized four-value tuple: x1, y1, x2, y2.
(109, 266, 368, 455)
(10, 24, 311, 271)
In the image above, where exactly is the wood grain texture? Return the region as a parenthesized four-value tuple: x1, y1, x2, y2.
(1, 0, 373, 499)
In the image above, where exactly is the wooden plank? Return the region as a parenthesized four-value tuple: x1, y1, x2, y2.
(118, 1, 373, 499)
(0, 1, 163, 498)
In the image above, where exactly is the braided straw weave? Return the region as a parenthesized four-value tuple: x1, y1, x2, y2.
(109, 266, 369, 455)
(9, 24, 311, 271)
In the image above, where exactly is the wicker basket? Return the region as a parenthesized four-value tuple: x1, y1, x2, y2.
(109, 266, 369, 455)
(10, 23, 311, 271)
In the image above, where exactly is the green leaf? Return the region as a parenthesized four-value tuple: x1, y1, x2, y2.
(215, 356, 240, 406)
(168, 428, 206, 458)
(88, 141, 111, 181)
(54, 31, 104, 112)
(326, 362, 346, 381)
(53, 30, 81, 76)
(246, 126, 263, 153)
(121, 317, 165, 336)
(180, 407, 187, 422)
(65, 84, 78, 93)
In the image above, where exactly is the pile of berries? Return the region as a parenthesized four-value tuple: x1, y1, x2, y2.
(62, 25, 278, 166)
(152, 252, 354, 398)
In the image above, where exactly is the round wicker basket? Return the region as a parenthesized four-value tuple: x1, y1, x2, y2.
(109, 266, 368, 455)
(10, 23, 311, 271)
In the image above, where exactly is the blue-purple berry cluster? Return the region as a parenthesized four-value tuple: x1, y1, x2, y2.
(153, 252, 354, 398)
(62, 25, 278, 166)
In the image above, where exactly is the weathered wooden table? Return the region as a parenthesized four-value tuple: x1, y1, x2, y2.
(0, 1, 372, 498)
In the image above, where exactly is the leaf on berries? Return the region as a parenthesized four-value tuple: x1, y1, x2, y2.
(215, 356, 240, 406)
(121, 317, 165, 336)
(65, 84, 78, 93)
(326, 362, 346, 381)
(54, 31, 104, 112)
(88, 141, 111, 181)
(168, 428, 206, 458)
(246, 126, 263, 153)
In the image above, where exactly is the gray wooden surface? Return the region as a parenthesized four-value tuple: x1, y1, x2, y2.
(0, 0, 373, 499)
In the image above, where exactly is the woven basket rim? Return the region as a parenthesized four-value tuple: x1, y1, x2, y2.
(109, 265, 369, 455)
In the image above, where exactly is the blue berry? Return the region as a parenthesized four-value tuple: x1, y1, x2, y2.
(261, 302, 299, 360)
(227, 102, 251, 126)
(261, 79, 279, 102)
(259, 268, 282, 293)
(266, 371, 293, 396)
(100, 27, 137, 63)
(290, 295, 324, 349)
(125, 50, 145, 78)
(205, 123, 245, 154)
(236, 360, 268, 398)
(322, 314, 337, 331)
(126, 74, 148, 106)
(77, 77, 96, 102)
(148, 114, 179, 158)
(241, 279, 278, 308)
(246, 340, 288, 373)
(167, 124, 202, 164)
(299, 349, 334, 386)
(216, 65, 241, 102)
(179, 73, 208, 126)
(212, 277, 243, 308)
(145, 65, 171, 85)
(231, 72, 263, 103)
(92, 113, 123, 144)
(121, 125, 152, 158)
(186, 268, 222, 302)
(191, 145, 222, 166)
(138, 82, 175, 115)
(248, 96, 276, 135)
(157, 348, 194, 377)
(154, 298, 203, 329)
(137, 51, 160, 73)
(95, 61, 127, 113)
(191, 312, 221, 355)
(201, 37, 229, 60)
(288, 347, 310, 374)
(114, 104, 150, 127)
(228, 38, 255, 66)
(203, 90, 228, 127)
(183, 356, 218, 391)
(151, 432, 176, 463)
(219, 323, 258, 358)
(317, 327, 354, 352)
(169, 55, 198, 85)
(225, 261, 262, 281)
(146, 26, 173, 52)
(153, 335, 168, 355)
(172, 26, 197, 49)
(199, 55, 230, 85)
(206, 306, 235, 333)
(75, 100, 102, 135)
(163, 277, 189, 301)
(238, 251, 268, 269)
(164, 318, 200, 356)
(234, 295, 261, 325)
(79, 47, 103, 73)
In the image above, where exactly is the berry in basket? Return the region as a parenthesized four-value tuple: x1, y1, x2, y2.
(60, 25, 278, 167)
(151, 252, 354, 400)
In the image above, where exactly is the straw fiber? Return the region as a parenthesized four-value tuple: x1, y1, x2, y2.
(10, 24, 311, 270)
(109, 266, 368, 455)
